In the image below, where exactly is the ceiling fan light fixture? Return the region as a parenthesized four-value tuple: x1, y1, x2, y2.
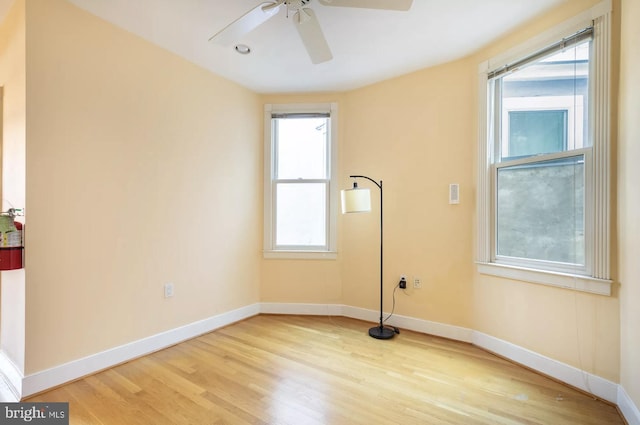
(234, 44, 251, 54)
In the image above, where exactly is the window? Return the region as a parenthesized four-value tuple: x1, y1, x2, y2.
(494, 37, 590, 274)
(477, 2, 612, 295)
(264, 103, 338, 259)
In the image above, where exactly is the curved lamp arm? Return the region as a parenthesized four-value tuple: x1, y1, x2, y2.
(348, 174, 382, 190)
(341, 174, 395, 339)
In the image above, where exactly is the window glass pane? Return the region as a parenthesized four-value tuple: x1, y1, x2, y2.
(497, 155, 585, 265)
(500, 41, 590, 161)
(508, 110, 567, 158)
(275, 117, 328, 179)
(276, 183, 326, 247)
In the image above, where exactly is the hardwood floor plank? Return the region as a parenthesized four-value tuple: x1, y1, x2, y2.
(27, 315, 624, 424)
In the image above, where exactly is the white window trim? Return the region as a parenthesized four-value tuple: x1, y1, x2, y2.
(263, 102, 338, 260)
(476, 1, 612, 295)
(476, 262, 611, 295)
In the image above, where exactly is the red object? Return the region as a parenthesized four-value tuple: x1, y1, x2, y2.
(0, 219, 23, 270)
(0, 247, 23, 270)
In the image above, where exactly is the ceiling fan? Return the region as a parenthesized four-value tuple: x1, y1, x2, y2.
(209, 0, 413, 64)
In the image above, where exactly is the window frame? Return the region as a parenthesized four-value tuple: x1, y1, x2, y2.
(263, 103, 338, 260)
(476, 1, 612, 295)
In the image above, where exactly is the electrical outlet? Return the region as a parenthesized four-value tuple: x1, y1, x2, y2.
(413, 278, 422, 289)
(399, 275, 407, 289)
(164, 283, 174, 298)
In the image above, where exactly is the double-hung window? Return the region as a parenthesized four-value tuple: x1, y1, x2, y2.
(477, 2, 612, 294)
(264, 103, 338, 259)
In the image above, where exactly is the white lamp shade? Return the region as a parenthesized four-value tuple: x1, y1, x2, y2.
(341, 187, 371, 213)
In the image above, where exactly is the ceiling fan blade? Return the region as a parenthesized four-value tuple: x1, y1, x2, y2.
(209, 2, 281, 45)
(318, 0, 413, 11)
(294, 8, 333, 64)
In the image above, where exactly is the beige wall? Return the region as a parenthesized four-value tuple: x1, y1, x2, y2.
(340, 61, 475, 327)
(618, 0, 640, 408)
(260, 66, 476, 328)
(22, 0, 263, 374)
(0, 0, 26, 372)
(0, 0, 631, 404)
(471, 0, 620, 383)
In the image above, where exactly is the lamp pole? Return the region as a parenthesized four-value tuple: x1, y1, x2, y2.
(349, 175, 397, 340)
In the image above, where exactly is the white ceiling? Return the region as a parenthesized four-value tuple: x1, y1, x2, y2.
(3, 0, 568, 93)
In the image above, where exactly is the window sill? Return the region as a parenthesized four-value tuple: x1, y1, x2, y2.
(476, 262, 612, 296)
(263, 250, 338, 260)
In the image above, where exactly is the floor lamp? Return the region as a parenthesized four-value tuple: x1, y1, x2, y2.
(341, 175, 398, 340)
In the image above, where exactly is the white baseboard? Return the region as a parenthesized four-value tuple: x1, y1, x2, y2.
(19, 303, 260, 398)
(340, 305, 474, 342)
(619, 385, 640, 425)
(472, 331, 619, 404)
(3, 300, 638, 425)
(259, 303, 473, 342)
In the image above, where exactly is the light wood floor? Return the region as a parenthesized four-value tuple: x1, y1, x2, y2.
(27, 315, 625, 424)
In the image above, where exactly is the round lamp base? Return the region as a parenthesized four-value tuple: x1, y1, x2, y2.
(369, 326, 395, 340)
